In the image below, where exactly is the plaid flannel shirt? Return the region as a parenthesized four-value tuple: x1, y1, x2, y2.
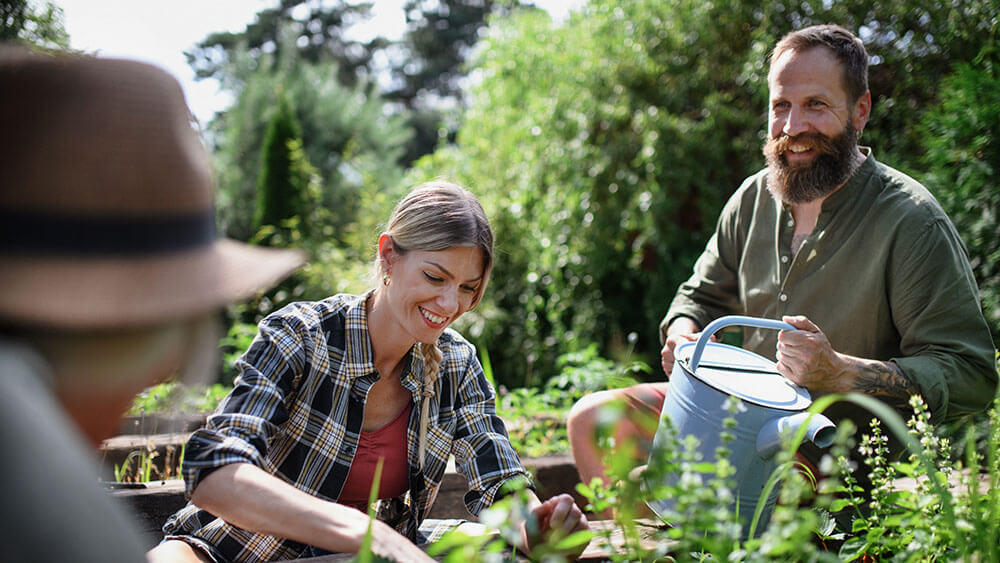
(161, 292, 530, 562)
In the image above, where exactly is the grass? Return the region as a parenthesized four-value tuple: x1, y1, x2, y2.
(113, 440, 186, 483)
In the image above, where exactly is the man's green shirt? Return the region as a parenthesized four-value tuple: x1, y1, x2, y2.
(663, 150, 997, 424)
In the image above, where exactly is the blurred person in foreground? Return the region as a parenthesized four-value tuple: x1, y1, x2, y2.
(0, 46, 304, 561)
(150, 181, 590, 563)
(567, 24, 997, 505)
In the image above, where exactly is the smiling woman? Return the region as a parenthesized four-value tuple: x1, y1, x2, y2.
(149, 181, 589, 563)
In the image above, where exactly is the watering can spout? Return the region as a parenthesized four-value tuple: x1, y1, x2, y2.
(755, 411, 836, 458)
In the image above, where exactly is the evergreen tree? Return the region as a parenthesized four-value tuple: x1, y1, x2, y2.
(254, 92, 307, 240)
(387, 0, 517, 163)
(189, 0, 520, 166)
(211, 45, 410, 246)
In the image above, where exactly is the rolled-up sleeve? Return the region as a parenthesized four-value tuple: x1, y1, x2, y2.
(448, 351, 532, 516)
(181, 316, 305, 496)
(888, 216, 998, 422)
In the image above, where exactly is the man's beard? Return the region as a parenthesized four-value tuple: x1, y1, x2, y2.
(763, 122, 858, 205)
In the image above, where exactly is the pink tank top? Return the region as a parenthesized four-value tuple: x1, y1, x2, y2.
(337, 401, 412, 511)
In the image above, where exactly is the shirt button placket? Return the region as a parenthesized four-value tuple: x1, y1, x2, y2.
(778, 211, 795, 312)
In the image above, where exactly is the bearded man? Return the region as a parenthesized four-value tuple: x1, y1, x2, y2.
(567, 24, 997, 504)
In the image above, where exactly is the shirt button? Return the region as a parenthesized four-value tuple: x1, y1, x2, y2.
(779, 294, 788, 302)
(781, 255, 789, 264)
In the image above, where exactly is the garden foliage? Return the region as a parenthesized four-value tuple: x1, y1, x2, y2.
(182, 0, 1000, 389)
(210, 32, 411, 246)
(918, 54, 1000, 344)
(497, 345, 650, 457)
(408, 0, 999, 388)
(425, 389, 1000, 562)
(127, 382, 231, 416)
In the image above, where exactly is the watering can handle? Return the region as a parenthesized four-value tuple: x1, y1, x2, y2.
(688, 315, 795, 372)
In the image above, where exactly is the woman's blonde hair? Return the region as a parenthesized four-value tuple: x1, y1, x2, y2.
(377, 180, 494, 469)
(379, 180, 494, 307)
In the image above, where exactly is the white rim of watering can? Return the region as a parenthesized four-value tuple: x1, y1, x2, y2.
(676, 348, 812, 411)
(679, 315, 813, 411)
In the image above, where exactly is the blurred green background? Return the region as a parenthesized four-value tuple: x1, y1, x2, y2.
(7, 0, 997, 392)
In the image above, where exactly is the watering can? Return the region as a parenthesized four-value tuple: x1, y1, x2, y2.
(644, 315, 836, 538)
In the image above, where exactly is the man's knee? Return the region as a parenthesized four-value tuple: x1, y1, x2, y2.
(568, 389, 622, 435)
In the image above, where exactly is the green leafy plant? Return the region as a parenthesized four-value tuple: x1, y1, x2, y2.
(420, 384, 1000, 561)
(357, 459, 383, 563)
(127, 382, 232, 416)
(828, 394, 999, 562)
(496, 346, 648, 457)
(114, 450, 149, 483)
(119, 382, 226, 483)
(919, 52, 1000, 346)
(409, 0, 998, 393)
(428, 477, 594, 563)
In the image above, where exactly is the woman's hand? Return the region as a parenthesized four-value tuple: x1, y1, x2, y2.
(367, 519, 437, 563)
(521, 493, 590, 558)
(190, 463, 434, 562)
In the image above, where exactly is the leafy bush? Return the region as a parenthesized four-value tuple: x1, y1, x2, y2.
(496, 346, 649, 457)
(919, 54, 1000, 346)
(411, 0, 999, 390)
(127, 382, 232, 416)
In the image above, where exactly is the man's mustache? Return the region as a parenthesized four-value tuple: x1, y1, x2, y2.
(766, 132, 839, 161)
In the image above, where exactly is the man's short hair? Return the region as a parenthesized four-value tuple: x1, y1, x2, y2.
(771, 24, 869, 104)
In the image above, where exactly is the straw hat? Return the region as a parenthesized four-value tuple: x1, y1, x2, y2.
(0, 47, 305, 329)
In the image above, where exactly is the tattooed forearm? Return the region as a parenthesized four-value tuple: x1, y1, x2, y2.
(850, 360, 918, 412)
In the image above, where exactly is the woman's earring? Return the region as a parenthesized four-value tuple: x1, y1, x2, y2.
(382, 272, 391, 286)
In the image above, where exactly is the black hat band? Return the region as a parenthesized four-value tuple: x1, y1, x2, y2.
(0, 208, 218, 257)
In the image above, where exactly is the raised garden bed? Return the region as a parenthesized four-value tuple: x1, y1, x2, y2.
(110, 454, 582, 550)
